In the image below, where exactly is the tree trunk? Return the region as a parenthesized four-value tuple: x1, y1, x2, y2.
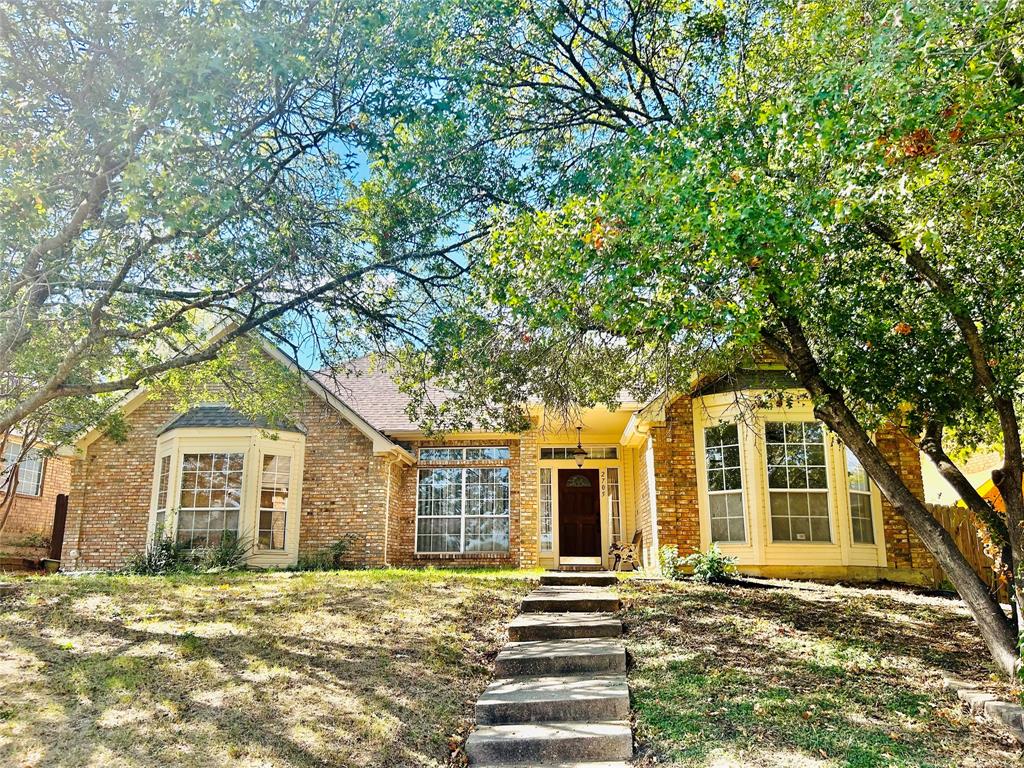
(995, 462, 1024, 634)
(816, 401, 1019, 676)
(762, 320, 1019, 676)
(920, 422, 1016, 625)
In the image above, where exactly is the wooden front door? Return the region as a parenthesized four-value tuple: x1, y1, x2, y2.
(558, 469, 601, 557)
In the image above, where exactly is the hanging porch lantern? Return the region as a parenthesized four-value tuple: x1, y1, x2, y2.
(573, 425, 588, 468)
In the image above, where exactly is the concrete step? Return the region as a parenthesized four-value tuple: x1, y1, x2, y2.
(540, 571, 618, 587)
(508, 612, 622, 642)
(521, 586, 620, 613)
(465, 721, 632, 764)
(476, 673, 629, 725)
(496, 638, 626, 677)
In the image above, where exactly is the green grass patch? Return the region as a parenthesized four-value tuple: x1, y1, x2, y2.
(623, 578, 1016, 767)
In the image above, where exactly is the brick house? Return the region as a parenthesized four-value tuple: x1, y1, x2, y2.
(62, 337, 938, 583)
(0, 438, 70, 546)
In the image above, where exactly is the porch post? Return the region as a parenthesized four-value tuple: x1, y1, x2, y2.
(518, 421, 541, 568)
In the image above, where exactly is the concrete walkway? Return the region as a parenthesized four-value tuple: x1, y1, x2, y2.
(465, 572, 632, 767)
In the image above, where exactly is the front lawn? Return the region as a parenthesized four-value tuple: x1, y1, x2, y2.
(2, 571, 1020, 768)
(0, 569, 533, 768)
(623, 578, 1022, 767)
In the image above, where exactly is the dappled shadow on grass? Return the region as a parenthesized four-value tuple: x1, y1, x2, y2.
(622, 579, 1022, 768)
(0, 570, 533, 768)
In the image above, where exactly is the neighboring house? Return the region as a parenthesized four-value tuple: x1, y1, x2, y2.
(921, 449, 1002, 506)
(61, 337, 939, 584)
(0, 438, 71, 543)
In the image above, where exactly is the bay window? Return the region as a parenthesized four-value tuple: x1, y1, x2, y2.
(416, 447, 511, 554)
(148, 420, 304, 564)
(175, 453, 244, 549)
(766, 421, 832, 542)
(258, 455, 292, 550)
(704, 423, 746, 543)
(845, 447, 875, 544)
(154, 454, 172, 533)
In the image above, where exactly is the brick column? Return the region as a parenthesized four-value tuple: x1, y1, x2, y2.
(877, 426, 937, 573)
(518, 424, 540, 568)
(652, 396, 701, 555)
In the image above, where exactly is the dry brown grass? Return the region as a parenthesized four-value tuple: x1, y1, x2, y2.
(0, 569, 533, 768)
(4, 570, 1021, 768)
(623, 577, 1023, 768)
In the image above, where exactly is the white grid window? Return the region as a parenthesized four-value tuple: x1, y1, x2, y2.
(608, 468, 622, 544)
(416, 462, 510, 554)
(420, 446, 510, 462)
(540, 446, 618, 460)
(416, 468, 466, 553)
(2, 442, 44, 497)
(705, 424, 745, 543)
(154, 454, 171, 533)
(258, 455, 291, 550)
(539, 468, 553, 552)
(845, 447, 875, 544)
(176, 453, 244, 550)
(766, 422, 831, 542)
(466, 447, 510, 461)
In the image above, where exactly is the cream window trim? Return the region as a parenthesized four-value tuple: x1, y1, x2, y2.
(694, 390, 886, 569)
(539, 467, 554, 553)
(413, 455, 512, 555)
(147, 427, 305, 567)
(763, 420, 834, 545)
(694, 397, 756, 554)
(2, 441, 45, 497)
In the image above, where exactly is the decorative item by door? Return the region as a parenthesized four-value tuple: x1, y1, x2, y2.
(558, 468, 601, 557)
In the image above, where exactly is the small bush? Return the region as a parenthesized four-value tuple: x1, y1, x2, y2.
(294, 534, 359, 571)
(199, 531, 250, 571)
(123, 535, 191, 575)
(123, 530, 250, 575)
(684, 544, 738, 583)
(3, 533, 50, 549)
(659, 545, 685, 580)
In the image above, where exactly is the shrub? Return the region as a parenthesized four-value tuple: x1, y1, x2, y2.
(684, 544, 738, 583)
(123, 535, 190, 575)
(659, 544, 685, 580)
(199, 531, 250, 571)
(3, 533, 50, 549)
(294, 534, 359, 571)
(123, 530, 250, 575)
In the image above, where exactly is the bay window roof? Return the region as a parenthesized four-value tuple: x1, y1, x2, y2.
(158, 404, 305, 436)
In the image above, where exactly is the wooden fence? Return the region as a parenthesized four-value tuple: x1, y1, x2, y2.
(927, 503, 1010, 603)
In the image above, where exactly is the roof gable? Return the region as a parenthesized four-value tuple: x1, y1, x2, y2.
(74, 330, 413, 463)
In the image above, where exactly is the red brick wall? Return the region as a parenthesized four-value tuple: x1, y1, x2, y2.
(65, 397, 170, 569)
(877, 426, 937, 572)
(649, 395, 701, 555)
(295, 397, 389, 567)
(0, 454, 70, 543)
(63, 387, 390, 571)
(388, 438, 523, 568)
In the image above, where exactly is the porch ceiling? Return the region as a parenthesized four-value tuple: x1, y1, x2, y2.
(536, 405, 637, 446)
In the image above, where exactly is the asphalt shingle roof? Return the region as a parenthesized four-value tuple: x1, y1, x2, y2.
(314, 357, 451, 435)
(158, 405, 305, 435)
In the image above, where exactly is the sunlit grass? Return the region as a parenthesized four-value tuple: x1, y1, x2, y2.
(623, 578, 1020, 767)
(0, 568, 535, 767)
